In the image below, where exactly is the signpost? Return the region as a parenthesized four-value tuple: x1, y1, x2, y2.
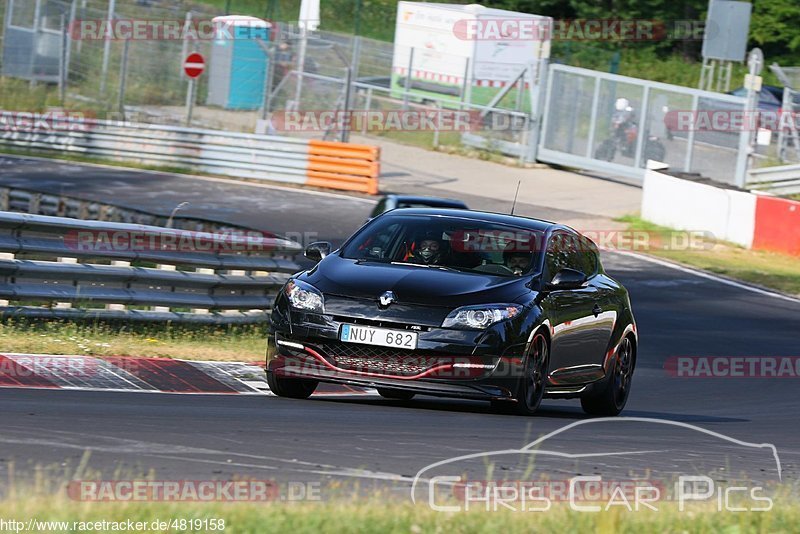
(183, 52, 205, 125)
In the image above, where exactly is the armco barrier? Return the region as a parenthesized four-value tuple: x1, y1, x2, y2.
(642, 169, 800, 256)
(0, 211, 303, 323)
(0, 120, 380, 195)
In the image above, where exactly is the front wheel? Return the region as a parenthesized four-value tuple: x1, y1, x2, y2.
(494, 332, 549, 416)
(580, 336, 634, 416)
(266, 371, 318, 399)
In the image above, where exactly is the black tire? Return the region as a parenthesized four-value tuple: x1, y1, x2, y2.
(266, 371, 318, 399)
(580, 336, 634, 416)
(377, 388, 415, 401)
(494, 332, 549, 416)
(594, 139, 616, 161)
(644, 139, 666, 162)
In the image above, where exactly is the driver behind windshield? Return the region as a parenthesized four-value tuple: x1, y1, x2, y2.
(407, 231, 447, 265)
(504, 249, 532, 276)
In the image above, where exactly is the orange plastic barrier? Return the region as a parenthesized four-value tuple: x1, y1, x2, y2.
(306, 140, 380, 194)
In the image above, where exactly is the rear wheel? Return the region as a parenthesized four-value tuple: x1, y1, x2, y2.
(493, 333, 548, 416)
(377, 388, 415, 401)
(266, 371, 318, 399)
(580, 336, 634, 416)
(594, 139, 616, 161)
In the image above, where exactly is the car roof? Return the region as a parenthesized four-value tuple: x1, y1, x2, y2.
(386, 195, 468, 208)
(382, 207, 559, 232)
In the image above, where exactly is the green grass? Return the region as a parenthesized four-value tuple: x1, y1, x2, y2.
(617, 215, 800, 297)
(0, 319, 268, 361)
(0, 494, 798, 533)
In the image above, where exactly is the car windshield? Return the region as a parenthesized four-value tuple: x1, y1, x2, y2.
(340, 214, 543, 277)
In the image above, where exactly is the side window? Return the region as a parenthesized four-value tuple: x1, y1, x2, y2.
(545, 233, 569, 281)
(546, 232, 593, 280)
(577, 237, 598, 276)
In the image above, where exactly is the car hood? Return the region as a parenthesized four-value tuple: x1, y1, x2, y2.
(303, 255, 531, 307)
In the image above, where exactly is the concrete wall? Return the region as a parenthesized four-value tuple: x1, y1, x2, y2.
(641, 169, 800, 255)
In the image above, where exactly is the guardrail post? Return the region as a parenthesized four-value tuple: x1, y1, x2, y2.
(105, 260, 131, 311)
(192, 267, 215, 315)
(152, 264, 177, 313)
(0, 252, 12, 307)
(29, 194, 41, 214)
(55, 257, 78, 309)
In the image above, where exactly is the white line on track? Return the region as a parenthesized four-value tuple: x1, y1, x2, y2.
(609, 249, 800, 304)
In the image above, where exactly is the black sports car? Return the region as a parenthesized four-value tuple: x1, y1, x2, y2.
(267, 208, 637, 416)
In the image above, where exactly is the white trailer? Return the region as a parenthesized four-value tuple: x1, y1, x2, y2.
(392, 2, 552, 103)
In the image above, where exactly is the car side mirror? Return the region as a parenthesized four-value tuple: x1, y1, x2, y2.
(304, 241, 332, 263)
(546, 268, 587, 290)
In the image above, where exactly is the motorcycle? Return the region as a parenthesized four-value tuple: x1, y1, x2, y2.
(594, 102, 666, 163)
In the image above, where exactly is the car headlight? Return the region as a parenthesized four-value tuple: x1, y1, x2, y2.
(284, 279, 324, 313)
(442, 304, 522, 330)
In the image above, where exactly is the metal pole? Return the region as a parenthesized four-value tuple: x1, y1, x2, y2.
(117, 37, 130, 120)
(632, 85, 650, 169)
(59, 14, 67, 106)
(186, 78, 196, 126)
(340, 65, 353, 143)
(65, 0, 77, 83)
(292, 25, 308, 111)
(261, 42, 276, 120)
(99, 0, 116, 97)
(181, 11, 193, 74)
(402, 47, 414, 110)
(362, 87, 372, 135)
(683, 93, 699, 172)
(351, 35, 362, 84)
(460, 57, 470, 109)
(29, 0, 42, 84)
(585, 76, 601, 158)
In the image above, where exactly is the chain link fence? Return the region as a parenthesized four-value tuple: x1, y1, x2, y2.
(3, 0, 799, 186)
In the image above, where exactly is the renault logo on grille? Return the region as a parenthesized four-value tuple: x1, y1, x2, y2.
(378, 291, 396, 308)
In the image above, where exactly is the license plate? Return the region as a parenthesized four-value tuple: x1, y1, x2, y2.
(340, 324, 418, 350)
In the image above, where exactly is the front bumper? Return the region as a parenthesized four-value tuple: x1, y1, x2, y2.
(270, 337, 520, 400)
(268, 301, 530, 400)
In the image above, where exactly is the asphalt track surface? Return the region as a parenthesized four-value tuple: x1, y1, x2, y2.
(0, 157, 798, 498)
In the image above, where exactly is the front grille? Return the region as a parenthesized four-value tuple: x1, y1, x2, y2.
(314, 341, 479, 377)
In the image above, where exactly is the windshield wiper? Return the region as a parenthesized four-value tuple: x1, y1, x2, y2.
(354, 258, 390, 264)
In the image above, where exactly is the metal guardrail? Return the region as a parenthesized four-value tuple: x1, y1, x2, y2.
(0, 120, 380, 194)
(0, 212, 303, 324)
(747, 164, 800, 195)
(0, 183, 257, 233)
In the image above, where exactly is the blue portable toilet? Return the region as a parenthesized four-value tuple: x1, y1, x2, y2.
(206, 16, 271, 110)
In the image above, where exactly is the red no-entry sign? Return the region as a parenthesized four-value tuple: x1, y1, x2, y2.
(183, 52, 205, 79)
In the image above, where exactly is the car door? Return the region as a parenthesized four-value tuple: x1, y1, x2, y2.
(576, 236, 616, 368)
(542, 232, 606, 383)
